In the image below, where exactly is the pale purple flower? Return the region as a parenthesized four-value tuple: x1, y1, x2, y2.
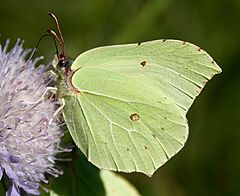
(0, 40, 66, 195)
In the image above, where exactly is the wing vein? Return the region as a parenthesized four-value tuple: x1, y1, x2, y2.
(83, 95, 128, 169)
(77, 97, 104, 168)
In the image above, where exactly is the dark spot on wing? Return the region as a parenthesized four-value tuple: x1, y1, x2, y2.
(138, 42, 142, 46)
(152, 134, 156, 138)
(162, 39, 166, 42)
(183, 41, 186, 45)
(212, 61, 215, 64)
(130, 113, 140, 121)
(164, 117, 167, 120)
(126, 148, 130, 151)
(161, 127, 165, 130)
(198, 47, 201, 51)
(197, 88, 202, 94)
(144, 146, 148, 150)
(140, 61, 146, 67)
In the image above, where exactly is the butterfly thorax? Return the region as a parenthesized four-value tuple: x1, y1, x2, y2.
(55, 56, 81, 97)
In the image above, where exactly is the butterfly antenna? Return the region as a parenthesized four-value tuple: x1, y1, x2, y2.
(48, 12, 66, 57)
(52, 35, 59, 58)
(47, 29, 63, 53)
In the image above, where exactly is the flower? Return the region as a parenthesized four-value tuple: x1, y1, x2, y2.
(0, 40, 65, 195)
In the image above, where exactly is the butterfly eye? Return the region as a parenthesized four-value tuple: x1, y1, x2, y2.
(58, 59, 66, 67)
(58, 58, 73, 68)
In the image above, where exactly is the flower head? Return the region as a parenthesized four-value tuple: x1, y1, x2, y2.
(0, 40, 65, 195)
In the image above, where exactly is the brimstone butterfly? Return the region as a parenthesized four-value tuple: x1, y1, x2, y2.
(48, 12, 221, 176)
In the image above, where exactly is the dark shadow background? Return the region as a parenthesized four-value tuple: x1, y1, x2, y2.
(0, 0, 239, 195)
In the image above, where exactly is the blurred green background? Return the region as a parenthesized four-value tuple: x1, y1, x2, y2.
(0, 0, 239, 195)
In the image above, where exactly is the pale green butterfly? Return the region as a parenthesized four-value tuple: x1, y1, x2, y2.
(49, 12, 221, 176)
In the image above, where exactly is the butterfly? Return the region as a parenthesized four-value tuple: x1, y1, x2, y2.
(48, 12, 221, 176)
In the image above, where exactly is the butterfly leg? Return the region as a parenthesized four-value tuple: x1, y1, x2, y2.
(49, 98, 65, 125)
(53, 98, 65, 117)
(25, 86, 57, 104)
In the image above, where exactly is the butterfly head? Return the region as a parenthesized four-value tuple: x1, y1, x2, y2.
(57, 54, 73, 75)
(58, 53, 73, 68)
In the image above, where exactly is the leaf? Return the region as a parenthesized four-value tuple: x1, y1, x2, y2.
(60, 39, 221, 176)
(47, 151, 141, 196)
(100, 170, 141, 196)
